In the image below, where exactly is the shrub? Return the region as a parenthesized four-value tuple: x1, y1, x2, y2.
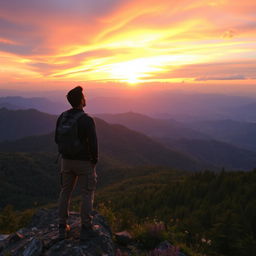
(132, 220, 169, 250)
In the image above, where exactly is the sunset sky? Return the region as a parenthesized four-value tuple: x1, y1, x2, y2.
(0, 0, 255, 92)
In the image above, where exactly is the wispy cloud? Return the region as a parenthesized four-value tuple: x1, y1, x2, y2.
(0, 0, 255, 85)
(195, 75, 246, 81)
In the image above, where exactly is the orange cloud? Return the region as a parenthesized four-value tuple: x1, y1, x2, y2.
(0, 0, 255, 86)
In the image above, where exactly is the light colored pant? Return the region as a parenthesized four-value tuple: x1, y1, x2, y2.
(58, 158, 97, 226)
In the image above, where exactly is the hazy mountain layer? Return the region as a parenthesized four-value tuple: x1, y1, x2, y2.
(187, 119, 256, 152)
(0, 97, 67, 115)
(158, 138, 256, 171)
(95, 112, 256, 170)
(0, 108, 57, 141)
(96, 112, 209, 140)
(1, 91, 256, 121)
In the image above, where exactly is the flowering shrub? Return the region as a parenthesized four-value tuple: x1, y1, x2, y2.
(132, 220, 169, 250)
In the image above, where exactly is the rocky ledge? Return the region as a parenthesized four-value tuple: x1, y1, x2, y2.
(0, 208, 114, 256)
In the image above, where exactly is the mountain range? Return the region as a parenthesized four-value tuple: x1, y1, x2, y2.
(96, 112, 209, 140)
(1, 93, 256, 256)
(0, 97, 67, 115)
(186, 119, 256, 152)
(1, 106, 256, 209)
(96, 112, 256, 170)
(0, 108, 203, 209)
(1, 108, 256, 170)
(0, 107, 57, 141)
(0, 108, 201, 170)
(1, 92, 256, 121)
(158, 138, 256, 170)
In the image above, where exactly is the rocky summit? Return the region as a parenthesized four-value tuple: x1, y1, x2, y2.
(0, 208, 115, 256)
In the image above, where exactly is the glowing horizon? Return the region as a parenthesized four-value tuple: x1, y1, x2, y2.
(0, 0, 255, 88)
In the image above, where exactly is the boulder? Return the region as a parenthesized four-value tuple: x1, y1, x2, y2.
(0, 207, 115, 256)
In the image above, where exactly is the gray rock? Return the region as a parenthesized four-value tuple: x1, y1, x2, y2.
(1, 208, 115, 256)
(23, 238, 43, 256)
(0, 234, 9, 241)
(0, 208, 185, 256)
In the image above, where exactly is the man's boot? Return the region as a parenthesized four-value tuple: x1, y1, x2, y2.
(58, 224, 71, 240)
(80, 224, 98, 243)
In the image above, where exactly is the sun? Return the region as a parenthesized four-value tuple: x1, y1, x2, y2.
(105, 58, 160, 84)
(127, 76, 140, 85)
(125, 72, 141, 85)
(103, 54, 198, 84)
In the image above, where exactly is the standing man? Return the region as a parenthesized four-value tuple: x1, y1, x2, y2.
(55, 86, 98, 242)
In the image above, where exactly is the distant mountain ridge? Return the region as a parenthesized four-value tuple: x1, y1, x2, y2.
(89, 92, 254, 120)
(0, 96, 67, 114)
(228, 102, 256, 121)
(95, 112, 256, 170)
(96, 112, 209, 140)
(158, 138, 256, 170)
(187, 119, 256, 152)
(1, 92, 256, 121)
(0, 117, 202, 171)
(1, 108, 255, 171)
(0, 108, 57, 141)
(0, 109, 207, 209)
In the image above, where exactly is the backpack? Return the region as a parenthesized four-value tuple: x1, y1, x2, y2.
(56, 111, 85, 156)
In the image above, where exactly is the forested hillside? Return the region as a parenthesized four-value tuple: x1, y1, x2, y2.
(1, 168, 255, 256)
(1, 108, 256, 255)
(96, 169, 256, 256)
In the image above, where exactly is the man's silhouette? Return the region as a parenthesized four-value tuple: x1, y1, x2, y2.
(55, 86, 98, 241)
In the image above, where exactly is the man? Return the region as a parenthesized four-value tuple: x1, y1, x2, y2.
(55, 86, 98, 242)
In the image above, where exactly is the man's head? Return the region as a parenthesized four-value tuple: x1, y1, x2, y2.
(66, 86, 86, 109)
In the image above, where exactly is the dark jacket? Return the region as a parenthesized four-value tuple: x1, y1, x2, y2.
(55, 108, 98, 164)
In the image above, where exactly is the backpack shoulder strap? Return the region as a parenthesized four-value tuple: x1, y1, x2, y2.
(57, 111, 85, 130)
(73, 111, 85, 122)
(61, 111, 84, 121)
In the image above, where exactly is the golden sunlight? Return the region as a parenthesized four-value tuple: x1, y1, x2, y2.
(104, 59, 160, 84)
(1, 0, 255, 87)
(102, 54, 202, 84)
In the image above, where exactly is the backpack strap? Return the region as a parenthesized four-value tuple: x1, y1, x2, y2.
(72, 111, 85, 121)
(56, 111, 85, 136)
(60, 111, 85, 125)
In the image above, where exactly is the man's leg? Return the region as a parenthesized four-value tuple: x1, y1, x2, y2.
(79, 165, 97, 227)
(58, 169, 77, 225)
(78, 164, 98, 242)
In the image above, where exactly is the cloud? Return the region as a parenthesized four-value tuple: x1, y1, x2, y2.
(0, 0, 255, 84)
(0, 17, 52, 56)
(0, 0, 127, 19)
(175, 61, 256, 79)
(195, 75, 246, 81)
(0, 42, 34, 56)
(140, 61, 256, 82)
